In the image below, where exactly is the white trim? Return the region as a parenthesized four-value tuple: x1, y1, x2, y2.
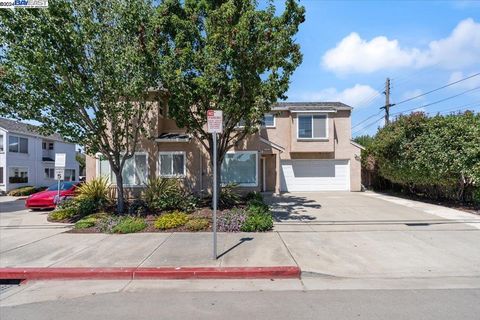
(291, 110, 337, 113)
(222, 150, 258, 187)
(296, 113, 329, 140)
(158, 151, 186, 178)
(261, 113, 276, 128)
(350, 140, 365, 150)
(259, 137, 285, 152)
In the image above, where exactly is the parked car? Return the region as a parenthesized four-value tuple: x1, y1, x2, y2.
(25, 182, 81, 210)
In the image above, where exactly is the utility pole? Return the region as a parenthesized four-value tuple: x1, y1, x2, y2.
(381, 77, 392, 125)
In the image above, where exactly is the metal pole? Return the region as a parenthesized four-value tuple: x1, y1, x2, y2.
(212, 133, 218, 259)
(57, 177, 60, 206)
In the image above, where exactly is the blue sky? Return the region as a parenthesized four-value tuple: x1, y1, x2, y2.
(269, 0, 480, 136)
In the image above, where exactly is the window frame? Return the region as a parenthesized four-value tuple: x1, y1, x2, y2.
(0, 134, 4, 152)
(296, 113, 328, 140)
(0, 166, 4, 185)
(261, 113, 276, 128)
(8, 135, 28, 153)
(44, 167, 55, 180)
(8, 166, 29, 184)
(96, 152, 149, 187)
(158, 151, 186, 178)
(221, 150, 258, 187)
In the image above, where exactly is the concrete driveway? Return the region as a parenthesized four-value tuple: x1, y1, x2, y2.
(266, 192, 480, 279)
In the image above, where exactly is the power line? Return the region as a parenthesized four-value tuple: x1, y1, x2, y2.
(391, 85, 480, 116)
(352, 115, 384, 136)
(392, 72, 480, 107)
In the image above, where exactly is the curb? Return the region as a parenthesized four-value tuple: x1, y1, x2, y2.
(0, 266, 300, 281)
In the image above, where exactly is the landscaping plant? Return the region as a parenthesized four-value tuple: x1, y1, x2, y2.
(76, 177, 112, 211)
(74, 217, 97, 229)
(154, 211, 189, 230)
(217, 208, 247, 232)
(111, 216, 147, 234)
(219, 183, 241, 209)
(8, 186, 46, 196)
(185, 218, 210, 232)
(143, 178, 198, 213)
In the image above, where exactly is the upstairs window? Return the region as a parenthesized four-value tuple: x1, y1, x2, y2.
(262, 114, 275, 128)
(297, 114, 327, 139)
(0, 134, 4, 151)
(9, 136, 28, 153)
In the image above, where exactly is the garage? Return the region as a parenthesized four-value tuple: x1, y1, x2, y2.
(280, 159, 350, 192)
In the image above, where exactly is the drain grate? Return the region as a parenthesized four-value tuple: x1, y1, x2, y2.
(405, 223, 430, 227)
(0, 279, 22, 295)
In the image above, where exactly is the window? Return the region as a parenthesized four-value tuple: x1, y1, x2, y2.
(49, 142, 54, 150)
(262, 114, 275, 127)
(9, 136, 28, 153)
(297, 114, 327, 139)
(42, 142, 47, 150)
(98, 153, 148, 185)
(64, 169, 76, 182)
(9, 167, 28, 183)
(221, 151, 258, 187)
(0, 167, 3, 184)
(159, 152, 185, 177)
(44, 168, 55, 179)
(0, 134, 4, 152)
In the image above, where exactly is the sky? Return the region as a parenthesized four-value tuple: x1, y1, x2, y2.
(268, 0, 480, 137)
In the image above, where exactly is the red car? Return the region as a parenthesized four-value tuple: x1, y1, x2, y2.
(25, 182, 80, 210)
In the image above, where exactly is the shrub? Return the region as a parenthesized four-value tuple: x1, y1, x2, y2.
(241, 211, 273, 232)
(75, 197, 98, 217)
(219, 183, 241, 208)
(154, 211, 189, 230)
(8, 186, 46, 196)
(217, 208, 247, 232)
(185, 218, 209, 231)
(48, 209, 75, 222)
(74, 216, 97, 229)
(143, 177, 198, 212)
(76, 177, 111, 210)
(97, 216, 120, 233)
(111, 216, 147, 234)
(247, 201, 269, 215)
(128, 199, 149, 217)
(245, 191, 263, 203)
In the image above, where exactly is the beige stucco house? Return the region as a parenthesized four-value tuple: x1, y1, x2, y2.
(86, 101, 363, 195)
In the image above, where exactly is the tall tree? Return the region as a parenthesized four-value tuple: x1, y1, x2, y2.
(156, 0, 304, 189)
(0, 0, 161, 213)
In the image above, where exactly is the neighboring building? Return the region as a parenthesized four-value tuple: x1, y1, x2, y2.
(0, 118, 79, 193)
(86, 98, 363, 195)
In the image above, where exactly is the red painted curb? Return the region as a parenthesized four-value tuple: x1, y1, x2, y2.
(0, 266, 300, 281)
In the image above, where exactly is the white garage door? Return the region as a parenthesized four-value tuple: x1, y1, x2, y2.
(280, 159, 350, 192)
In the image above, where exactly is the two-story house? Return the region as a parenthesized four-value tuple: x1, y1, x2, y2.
(0, 118, 79, 193)
(85, 98, 363, 195)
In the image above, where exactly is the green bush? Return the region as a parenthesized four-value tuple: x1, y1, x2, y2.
(76, 177, 111, 210)
(245, 191, 263, 203)
(143, 178, 198, 212)
(48, 208, 75, 222)
(74, 217, 97, 229)
(111, 216, 147, 234)
(8, 186, 46, 196)
(185, 218, 209, 231)
(241, 211, 273, 232)
(128, 199, 149, 216)
(154, 211, 189, 230)
(219, 183, 241, 208)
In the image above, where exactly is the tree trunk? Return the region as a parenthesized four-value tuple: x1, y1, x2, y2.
(114, 171, 125, 214)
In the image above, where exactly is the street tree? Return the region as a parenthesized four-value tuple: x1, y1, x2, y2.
(0, 0, 162, 213)
(156, 0, 304, 190)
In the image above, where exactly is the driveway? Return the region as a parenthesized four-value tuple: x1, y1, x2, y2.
(266, 192, 480, 279)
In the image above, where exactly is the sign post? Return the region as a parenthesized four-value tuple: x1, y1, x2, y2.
(207, 110, 223, 260)
(54, 153, 66, 205)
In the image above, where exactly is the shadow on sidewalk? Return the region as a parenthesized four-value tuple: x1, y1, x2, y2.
(217, 237, 253, 259)
(264, 194, 320, 222)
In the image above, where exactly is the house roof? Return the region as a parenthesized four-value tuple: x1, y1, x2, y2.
(272, 102, 353, 111)
(155, 133, 191, 142)
(0, 118, 65, 141)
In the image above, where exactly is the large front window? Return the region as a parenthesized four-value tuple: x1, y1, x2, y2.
(159, 152, 185, 177)
(298, 114, 327, 139)
(9, 167, 28, 183)
(221, 151, 258, 187)
(98, 153, 148, 186)
(9, 136, 28, 153)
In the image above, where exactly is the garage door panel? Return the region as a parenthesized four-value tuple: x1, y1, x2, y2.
(280, 160, 349, 192)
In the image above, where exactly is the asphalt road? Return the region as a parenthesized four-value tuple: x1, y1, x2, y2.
(1, 289, 479, 320)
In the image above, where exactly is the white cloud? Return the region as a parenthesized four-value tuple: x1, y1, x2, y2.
(322, 18, 480, 74)
(448, 71, 480, 89)
(297, 84, 379, 108)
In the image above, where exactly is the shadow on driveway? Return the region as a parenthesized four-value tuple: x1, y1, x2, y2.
(264, 194, 321, 222)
